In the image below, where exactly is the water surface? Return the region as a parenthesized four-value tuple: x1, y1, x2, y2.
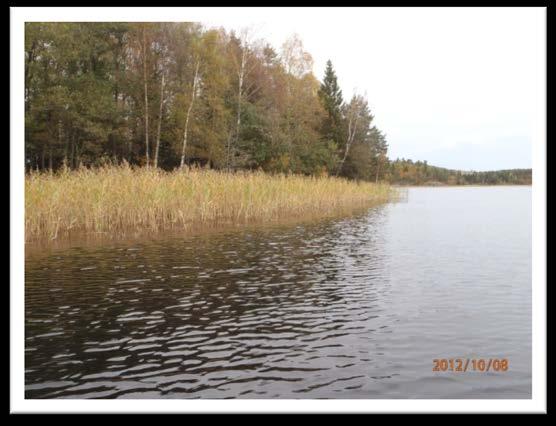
(25, 186, 532, 398)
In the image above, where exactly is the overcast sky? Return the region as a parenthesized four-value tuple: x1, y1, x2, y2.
(204, 7, 543, 171)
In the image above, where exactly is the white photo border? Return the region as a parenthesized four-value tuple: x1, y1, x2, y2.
(10, 6, 547, 414)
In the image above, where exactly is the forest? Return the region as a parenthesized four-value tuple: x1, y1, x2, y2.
(25, 22, 388, 181)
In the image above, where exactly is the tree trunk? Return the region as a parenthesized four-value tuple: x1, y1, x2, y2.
(48, 144, 53, 173)
(336, 109, 359, 176)
(180, 60, 200, 169)
(128, 131, 132, 163)
(25, 41, 37, 114)
(70, 136, 75, 170)
(76, 142, 82, 169)
(154, 73, 165, 169)
(228, 47, 246, 171)
(60, 121, 68, 168)
(142, 27, 150, 168)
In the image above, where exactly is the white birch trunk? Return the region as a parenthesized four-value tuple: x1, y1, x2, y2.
(154, 73, 165, 169)
(180, 60, 200, 169)
(336, 108, 360, 176)
(228, 47, 246, 171)
(143, 28, 150, 168)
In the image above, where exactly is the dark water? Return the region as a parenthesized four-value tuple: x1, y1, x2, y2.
(25, 186, 532, 399)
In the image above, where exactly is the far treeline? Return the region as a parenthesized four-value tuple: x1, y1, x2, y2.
(25, 22, 387, 181)
(387, 159, 532, 185)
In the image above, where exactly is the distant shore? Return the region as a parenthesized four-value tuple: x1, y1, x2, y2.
(391, 182, 532, 187)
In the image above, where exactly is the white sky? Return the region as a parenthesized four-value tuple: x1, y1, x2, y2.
(204, 7, 544, 171)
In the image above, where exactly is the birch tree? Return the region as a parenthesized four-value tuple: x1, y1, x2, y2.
(227, 28, 260, 170)
(280, 34, 315, 153)
(153, 24, 171, 169)
(142, 25, 150, 168)
(180, 59, 200, 169)
(336, 94, 365, 176)
(280, 34, 314, 79)
(154, 72, 165, 169)
(374, 128, 388, 183)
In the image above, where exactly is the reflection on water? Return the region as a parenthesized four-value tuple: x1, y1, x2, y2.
(25, 186, 532, 399)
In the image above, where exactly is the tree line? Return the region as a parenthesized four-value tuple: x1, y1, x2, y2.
(386, 159, 532, 185)
(25, 22, 388, 181)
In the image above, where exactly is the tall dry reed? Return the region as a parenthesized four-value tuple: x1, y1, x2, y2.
(25, 164, 393, 241)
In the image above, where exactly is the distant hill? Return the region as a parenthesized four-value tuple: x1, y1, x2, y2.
(385, 159, 532, 185)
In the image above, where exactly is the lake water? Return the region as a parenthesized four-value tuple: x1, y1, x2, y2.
(25, 186, 532, 399)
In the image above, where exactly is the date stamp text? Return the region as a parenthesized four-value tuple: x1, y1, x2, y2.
(432, 358, 509, 372)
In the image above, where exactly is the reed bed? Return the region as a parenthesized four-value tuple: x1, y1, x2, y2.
(25, 165, 393, 241)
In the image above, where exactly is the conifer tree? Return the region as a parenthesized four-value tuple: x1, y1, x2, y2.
(318, 60, 345, 151)
(318, 60, 343, 122)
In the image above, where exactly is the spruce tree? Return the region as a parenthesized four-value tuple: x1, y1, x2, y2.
(318, 60, 344, 146)
(318, 60, 343, 123)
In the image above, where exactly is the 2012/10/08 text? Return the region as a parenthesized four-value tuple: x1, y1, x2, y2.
(432, 358, 509, 372)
